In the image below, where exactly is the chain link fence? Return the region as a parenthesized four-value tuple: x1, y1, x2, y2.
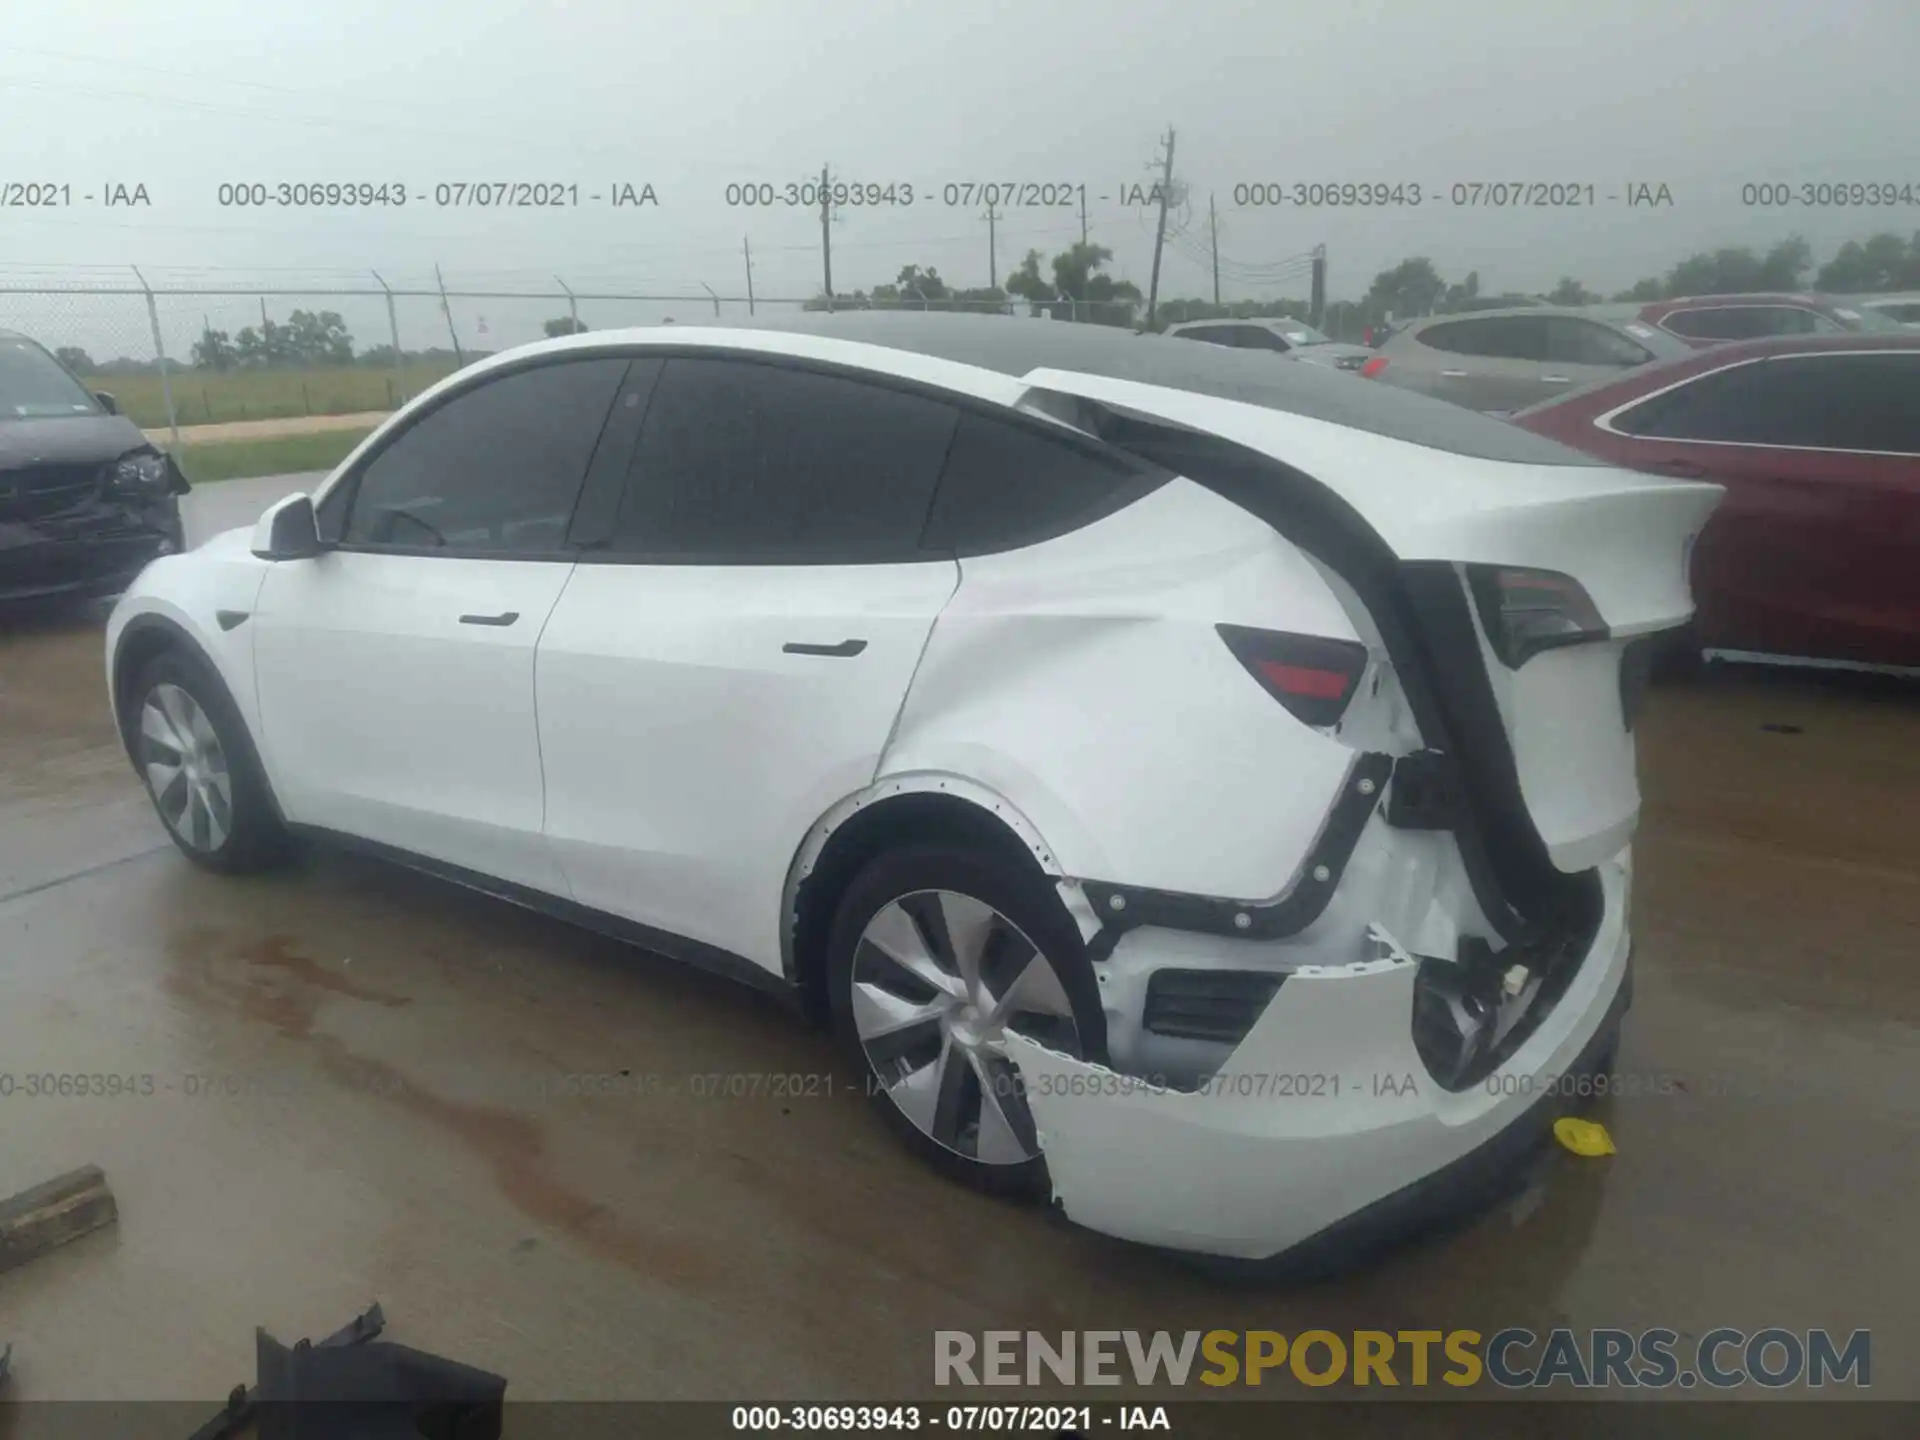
(0, 282, 1146, 443)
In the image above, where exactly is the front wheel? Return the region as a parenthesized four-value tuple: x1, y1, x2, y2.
(825, 842, 1108, 1198)
(129, 650, 292, 873)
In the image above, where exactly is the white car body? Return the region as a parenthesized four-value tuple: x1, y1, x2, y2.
(105, 315, 1721, 1268)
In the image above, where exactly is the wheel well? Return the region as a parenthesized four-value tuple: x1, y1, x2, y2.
(111, 622, 187, 755)
(790, 792, 1049, 1023)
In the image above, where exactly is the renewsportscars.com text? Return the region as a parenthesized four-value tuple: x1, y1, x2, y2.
(934, 1328, 1871, 1390)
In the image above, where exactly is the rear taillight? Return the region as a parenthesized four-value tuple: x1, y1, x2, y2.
(1359, 356, 1389, 379)
(1216, 625, 1369, 727)
(1466, 565, 1609, 669)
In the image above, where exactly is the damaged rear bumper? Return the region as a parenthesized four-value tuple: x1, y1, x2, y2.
(1003, 853, 1632, 1269)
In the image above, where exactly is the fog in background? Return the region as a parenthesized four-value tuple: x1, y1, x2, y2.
(2, 0, 1913, 355)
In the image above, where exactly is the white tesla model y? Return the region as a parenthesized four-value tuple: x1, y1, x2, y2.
(106, 314, 1720, 1271)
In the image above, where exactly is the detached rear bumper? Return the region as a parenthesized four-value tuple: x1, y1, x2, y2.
(1004, 853, 1632, 1268)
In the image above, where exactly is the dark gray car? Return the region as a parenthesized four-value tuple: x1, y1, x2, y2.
(0, 330, 189, 603)
(1366, 305, 1695, 413)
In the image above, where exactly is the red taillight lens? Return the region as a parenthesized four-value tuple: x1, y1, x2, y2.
(1360, 356, 1389, 379)
(1217, 626, 1369, 727)
(1465, 565, 1609, 669)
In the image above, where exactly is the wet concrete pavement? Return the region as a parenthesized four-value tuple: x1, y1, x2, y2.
(0, 490, 1914, 1409)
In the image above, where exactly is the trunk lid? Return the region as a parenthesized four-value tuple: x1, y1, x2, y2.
(1015, 367, 1724, 890)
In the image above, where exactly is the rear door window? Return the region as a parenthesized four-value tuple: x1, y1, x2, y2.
(1545, 318, 1655, 367)
(608, 356, 958, 563)
(1420, 316, 1548, 361)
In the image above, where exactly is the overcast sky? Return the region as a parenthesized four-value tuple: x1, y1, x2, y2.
(1, 0, 1914, 352)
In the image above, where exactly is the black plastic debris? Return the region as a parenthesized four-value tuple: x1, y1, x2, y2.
(186, 1303, 506, 1440)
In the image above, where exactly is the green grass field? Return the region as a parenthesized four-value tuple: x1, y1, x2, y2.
(174, 427, 377, 484)
(84, 363, 462, 429)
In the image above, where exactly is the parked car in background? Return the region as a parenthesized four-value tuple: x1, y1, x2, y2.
(0, 329, 189, 604)
(1162, 317, 1374, 371)
(1853, 292, 1920, 330)
(105, 312, 1717, 1269)
(1511, 333, 1920, 670)
(1618, 293, 1908, 346)
(1364, 305, 1694, 412)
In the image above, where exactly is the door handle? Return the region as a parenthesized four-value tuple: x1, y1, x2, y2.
(1440, 369, 1469, 378)
(1541, 374, 1573, 384)
(782, 639, 867, 657)
(459, 611, 520, 627)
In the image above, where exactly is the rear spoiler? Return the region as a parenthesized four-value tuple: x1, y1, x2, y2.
(1011, 368, 1723, 638)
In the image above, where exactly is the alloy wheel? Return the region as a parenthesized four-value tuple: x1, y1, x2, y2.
(139, 682, 234, 853)
(851, 888, 1084, 1166)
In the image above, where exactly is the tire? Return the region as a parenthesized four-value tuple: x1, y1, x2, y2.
(825, 841, 1108, 1199)
(126, 648, 293, 874)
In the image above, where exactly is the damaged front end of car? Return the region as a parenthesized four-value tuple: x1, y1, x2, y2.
(0, 445, 189, 603)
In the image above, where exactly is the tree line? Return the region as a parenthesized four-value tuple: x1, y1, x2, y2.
(51, 228, 1920, 375)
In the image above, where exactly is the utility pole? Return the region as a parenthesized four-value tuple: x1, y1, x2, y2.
(984, 200, 1000, 292)
(743, 237, 756, 315)
(1209, 193, 1220, 307)
(818, 163, 834, 311)
(1309, 243, 1327, 329)
(1078, 185, 1089, 248)
(1145, 126, 1176, 330)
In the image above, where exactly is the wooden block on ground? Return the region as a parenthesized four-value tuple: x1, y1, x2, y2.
(0, 1165, 118, 1273)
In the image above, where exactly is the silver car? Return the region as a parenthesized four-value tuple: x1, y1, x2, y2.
(1162, 317, 1374, 372)
(1854, 291, 1920, 330)
(1365, 305, 1694, 412)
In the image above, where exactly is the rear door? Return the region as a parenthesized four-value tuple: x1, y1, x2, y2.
(1403, 317, 1553, 411)
(536, 355, 962, 974)
(252, 355, 629, 892)
(1600, 350, 1920, 665)
(1539, 316, 1659, 398)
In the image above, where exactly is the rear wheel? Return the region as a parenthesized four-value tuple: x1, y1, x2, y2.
(825, 843, 1107, 1197)
(129, 650, 292, 873)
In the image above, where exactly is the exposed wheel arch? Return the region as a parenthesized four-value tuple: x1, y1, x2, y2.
(784, 779, 1070, 1024)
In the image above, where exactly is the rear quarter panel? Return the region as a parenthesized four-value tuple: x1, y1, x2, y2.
(881, 479, 1368, 900)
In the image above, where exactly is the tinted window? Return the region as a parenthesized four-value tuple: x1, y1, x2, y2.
(343, 358, 625, 552)
(610, 358, 958, 561)
(1876, 302, 1920, 323)
(1545, 318, 1653, 367)
(1662, 306, 1835, 341)
(1616, 353, 1920, 453)
(1236, 325, 1292, 351)
(1419, 317, 1547, 360)
(1171, 325, 1239, 348)
(921, 411, 1147, 554)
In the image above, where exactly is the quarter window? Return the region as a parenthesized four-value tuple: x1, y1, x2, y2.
(339, 357, 627, 553)
(920, 411, 1152, 554)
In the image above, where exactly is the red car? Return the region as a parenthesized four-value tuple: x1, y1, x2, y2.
(1510, 334, 1920, 669)
(1625, 292, 1908, 347)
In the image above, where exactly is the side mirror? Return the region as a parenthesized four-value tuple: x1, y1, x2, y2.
(94, 391, 118, 414)
(250, 492, 324, 561)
